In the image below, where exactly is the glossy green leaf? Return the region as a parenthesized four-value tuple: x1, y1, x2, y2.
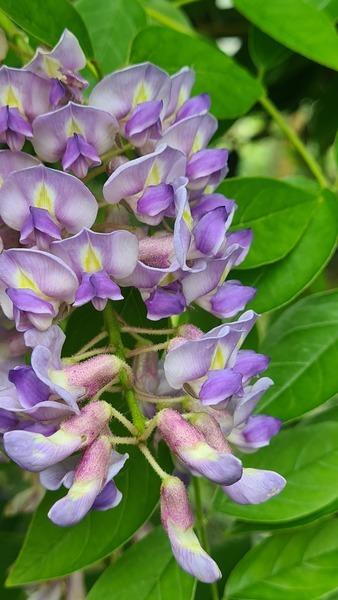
(76, 0, 146, 74)
(214, 421, 338, 523)
(130, 27, 263, 119)
(87, 528, 196, 600)
(7, 447, 163, 586)
(0, 0, 93, 57)
(258, 289, 338, 420)
(140, 0, 193, 35)
(219, 177, 316, 269)
(234, 0, 338, 70)
(225, 520, 338, 599)
(233, 192, 337, 313)
(249, 28, 291, 72)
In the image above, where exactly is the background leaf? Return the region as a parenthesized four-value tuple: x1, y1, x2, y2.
(234, 0, 338, 70)
(7, 447, 165, 586)
(234, 192, 337, 313)
(87, 528, 196, 600)
(76, 0, 146, 74)
(249, 27, 291, 72)
(140, 0, 193, 35)
(258, 289, 338, 420)
(219, 177, 316, 269)
(130, 27, 263, 119)
(214, 421, 338, 524)
(225, 519, 338, 599)
(0, 0, 93, 57)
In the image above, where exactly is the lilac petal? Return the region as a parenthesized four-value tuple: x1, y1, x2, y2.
(193, 207, 228, 256)
(92, 480, 122, 511)
(186, 148, 228, 181)
(73, 273, 95, 307)
(208, 282, 256, 318)
(24, 324, 65, 356)
(8, 365, 50, 408)
(48, 481, 101, 526)
(176, 94, 211, 122)
(20, 207, 61, 248)
(32, 102, 117, 164)
(232, 377, 274, 427)
(91, 271, 123, 301)
(0, 66, 51, 121)
(199, 369, 243, 405)
(192, 194, 235, 223)
(106, 450, 129, 480)
(167, 523, 221, 583)
(4, 428, 83, 471)
(124, 99, 162, 137)
(51, 228, 138, 281)
(7, 107, 33, 137)
(226, 229, 253, 267)
(0, 408, 18, 433)
(137, 183, 174, 217)
(89, 62, 171, 120)
(77, 134, 101, 162)
(50, 78, 66, 106)
(182, 444, 243, 485)
(31, 345, 80, 411)
(0, 149, 39, 183)
(145, 282, 186, 321)
(39, 456, 77, 490)
(166, 67, 195, 118)
(233, 349, 269, 380)
(160, 113, 217, 157)
(223, 468, 286, 504)
(6, 288, 54, 315)
(242, 415, 282, 448)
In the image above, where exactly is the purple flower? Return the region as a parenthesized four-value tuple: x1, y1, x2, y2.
(103, 144, 186, 225)
(0, 66, 51, 150)
(4, 400, 113, 471)
(158, 408, 242, 485)
(164, 67, 195, 122)
(25, 29, 87, 106)
(229, 414, 281, 451)
(222, 468, 286, 504)
(196, 280, 256, 319)
(0, 248, 78, 331)
(50, 228, 138, 310)
(89, 62, 171, 146)
(0, 149, 40, 187)
(164, 311, 257, 404)
(46, 435, 128, 526)
(32, 102, 118, 178)
(160, 113, 217, 158)
(0, 165, 97, 249)
(161, 476, 221, 582)
(145, 281, 186, 321)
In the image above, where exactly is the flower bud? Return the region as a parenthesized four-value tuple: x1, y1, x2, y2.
(161, 476, 221, 583)
(4, 400, 112, 471)
(158, 408, 242, 485)
(62, 354, 126, 397)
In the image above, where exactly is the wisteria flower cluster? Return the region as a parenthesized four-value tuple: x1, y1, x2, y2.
(0, 30, 286, 583)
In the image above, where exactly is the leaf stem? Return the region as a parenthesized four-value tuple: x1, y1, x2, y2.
(193, 477, 219, 600)
(104, 303, 146, 432)
(259, 95, 328, 188)
(138, 444, 170, 479)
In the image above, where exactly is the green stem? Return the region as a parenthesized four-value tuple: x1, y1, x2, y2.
(139, 444, 170, 479)
(0, 10, 34, 62)
(193, 478, 219, 600)
(259, 95, 328, 188)
(104, 303, 146, 432)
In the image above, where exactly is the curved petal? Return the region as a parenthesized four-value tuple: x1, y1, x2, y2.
(222, 468, 286, 504)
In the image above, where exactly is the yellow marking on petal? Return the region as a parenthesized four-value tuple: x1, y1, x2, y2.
(34, 182, 55, 213)
(82, 243, 102, 273)
(177, 87, 189, 110)
(69, 479, 97, 500)
(3, 86, 23, 111)
(145, 161, 162, 187)
(16, 270, 41, 294)
(133, 81, 150, 106)
(0, 175, 3, 189)
(160, 272, 176, 286)
(66, 118, 83, 137)
(210, 344, 226, 370)
(183, 205, 193, 229)
(191, 133, 202, 154)
(204, 184, 213, 194)
(171, 524, 204, 553)
(42, 55, 63, 79)
(185, 441, 217, 462)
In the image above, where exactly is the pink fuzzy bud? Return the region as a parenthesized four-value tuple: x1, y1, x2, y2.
(63, 354, 125, 397)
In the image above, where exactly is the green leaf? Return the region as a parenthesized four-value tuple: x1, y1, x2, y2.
(7, 447, 163, 586)
(0, 532, 23, 599)
(249, 27, 291, 72)
(63, 302, 103, 356)
(258, 289, 338, 420)
(233, 192, 337, 313)
(130, 27, 263, 119)
(87, 528, 196, 600)
(218, 177, 316, 269)
(76, 0, 146, 74)
(214, 421, 338, 524)
(234, 0, 338, 71)
(140, 0, 193, 35)
(225, 520, 338, 599)
(0, 0, 93, 57)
